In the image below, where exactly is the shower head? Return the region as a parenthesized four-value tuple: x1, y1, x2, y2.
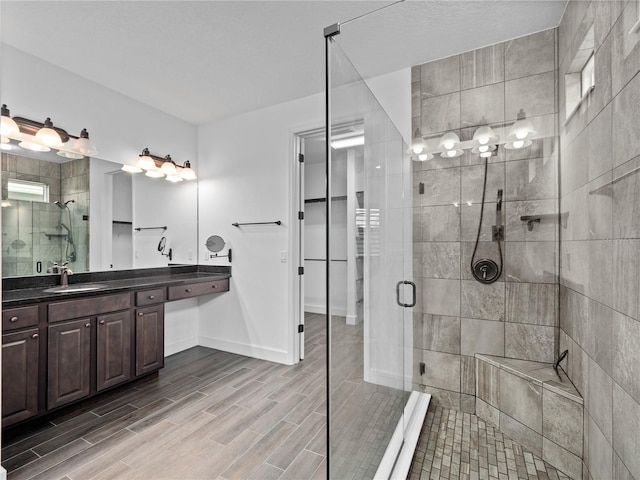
(53, 200, 75, 209)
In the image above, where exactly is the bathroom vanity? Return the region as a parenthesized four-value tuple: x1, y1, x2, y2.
(1, 265, 230, 428)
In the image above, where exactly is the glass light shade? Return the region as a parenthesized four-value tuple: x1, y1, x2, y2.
(121, 164, 143, 174)
(145, 169, 165, 178)
(71, 135, 98, 156)
(508, 119, 535, 141)
(504, 139, 532, 150)
(0, 143, 12, 151)
(179, 165, 197, 180)
(35, 120, 64, 148)
(1, 199, 12, 207)
(410, 138, 425, 154)
(480, 151, 493, 158)
(138, 155, 156, 170)
(166, 175, 183, 183)
(1, 136, 9, 143)
(19, 140, 50, 152)
(440, 149, 463, 158)
(471, 145, 497, 155)
(160, 161, 177, 176)
(472, 125, 497, 145)
(0, 115, 19, 137)
(57, 149, 84, 160)
(438, 132, 460, 151)
(418, 153, 429, 161)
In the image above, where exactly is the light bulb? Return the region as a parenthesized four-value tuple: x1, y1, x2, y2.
(480, 151, 493, 158)
(418, 153, 428, 161)
(439, 132, 460, 151)
(515, 131, 527, 140)
(479, 137, 489, 145)
(447, 150, 457, 158)
(145, 169, 165, 178)
(412, 145, 424, 155)
(479, 145, 489, 153)
(444, 141, 454, 150)
(512, 140, 525, 149)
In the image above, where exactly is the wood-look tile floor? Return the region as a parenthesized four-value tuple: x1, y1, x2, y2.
(2, 314, 329, 480)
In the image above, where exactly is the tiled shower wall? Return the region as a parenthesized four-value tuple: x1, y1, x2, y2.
(558, 1, 640, 479)
(411, 30, 560, 411)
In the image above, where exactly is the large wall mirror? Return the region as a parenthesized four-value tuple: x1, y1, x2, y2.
(1, 149, 198, 278)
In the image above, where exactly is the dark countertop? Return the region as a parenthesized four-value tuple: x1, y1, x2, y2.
(2, 265, 231, 308)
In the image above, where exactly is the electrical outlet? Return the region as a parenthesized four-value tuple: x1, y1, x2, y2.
(280, 251, 287, 263)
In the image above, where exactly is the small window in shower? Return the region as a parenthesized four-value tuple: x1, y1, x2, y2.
(564, 24, 595, 124)
(7, 179, 50, 203)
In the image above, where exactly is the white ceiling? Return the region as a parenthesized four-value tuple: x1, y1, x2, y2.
(1, 1, 567, 126)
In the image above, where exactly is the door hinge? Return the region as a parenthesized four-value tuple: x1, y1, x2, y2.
(298, 153, 304, 163)
(298, 211, 304, 220)
(298, 324, 304, 333)
(298, 267, 304, 275)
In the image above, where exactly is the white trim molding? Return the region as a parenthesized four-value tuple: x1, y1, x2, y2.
(198, 336, 292, 365)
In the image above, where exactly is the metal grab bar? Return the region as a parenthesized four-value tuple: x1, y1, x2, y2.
(232, 221, 281, 227)
(134, 226, 167, 231)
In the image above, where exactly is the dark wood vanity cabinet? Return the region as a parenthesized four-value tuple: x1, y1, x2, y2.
(47, 318, 92, 409)
(97, 310, 132, 391)
(2, 328, 40, 427)
(135, 304, 164, 376)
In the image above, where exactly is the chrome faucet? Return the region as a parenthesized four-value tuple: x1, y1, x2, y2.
(59, 262, 73, 287)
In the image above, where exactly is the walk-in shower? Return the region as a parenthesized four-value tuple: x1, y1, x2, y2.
(54, 199, 77, 262)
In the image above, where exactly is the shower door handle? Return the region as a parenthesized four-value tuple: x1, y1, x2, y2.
(396, 280, 416, 308)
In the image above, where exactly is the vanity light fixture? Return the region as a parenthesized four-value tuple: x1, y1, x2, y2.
(472, 125, 498, 145)
(507, 109, 536, 142)
(0, 105, 98, 157)
(127, 148, 197, 181)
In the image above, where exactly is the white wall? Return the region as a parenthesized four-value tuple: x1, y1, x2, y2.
(196, 67, 410, 365)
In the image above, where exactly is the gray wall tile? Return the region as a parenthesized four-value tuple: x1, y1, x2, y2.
(476, 358, 499, 407)
(460, 280, 505, 321)
(588, 414, 614, 480)
(543, 390, 583, 457)
(612, 72, 640, 169)
(613, 383, 640, 480)
(505, 72, 556, 121)
(506, 282, 557, 326)
(422, 350, 461, 392)
(499, 369, 543, 433)
(587, 357, 613, 445)
(505, 323, 555, 363)
(505, 29, 556, 80)
(542, 438, 583, 480)
(499, 412, 543, 457)
(423, 279, 460, 316)
(418, 205, 460, 242)
(505, 241, 557, 284)
(420, 55, 461, 98)
(612, 311, 640, 405)
(420, 242, 460, 279)
(461, 43, 504, 90)
(460, 83, 505, 128)
(421, 314, 461, 354)
(476, 397, 499, 427)
(421, 93, 461, 135)
(461, 318, 504, 357)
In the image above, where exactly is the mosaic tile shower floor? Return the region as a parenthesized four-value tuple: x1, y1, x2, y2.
(409, 405, 573, 480)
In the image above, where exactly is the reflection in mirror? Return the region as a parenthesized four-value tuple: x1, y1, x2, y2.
(2, 152, 199, 278)
(2, 152, 89, 277)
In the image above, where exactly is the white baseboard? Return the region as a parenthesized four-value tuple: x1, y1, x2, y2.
(305, 303, 347, 316)
(198, 335, 292, 365)
(165, 337, 199, 357)
(346, 314, 361, 325)
(364, 366, 412, 390)
(0, 466, 6, 480)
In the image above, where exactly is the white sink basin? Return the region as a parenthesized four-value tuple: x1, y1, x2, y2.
(43, 284, 107, 293)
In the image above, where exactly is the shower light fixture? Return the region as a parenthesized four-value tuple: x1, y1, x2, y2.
(128, 148, 197, 182)
(438, 132, 460, 151)
(473, 125, 498, 145)
(0, 105, 98, 157)
(507, 109, 536, 141)
(440, 149, 463, 158)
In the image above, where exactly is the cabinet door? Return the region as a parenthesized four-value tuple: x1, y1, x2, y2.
(2, 328, 40, 427)
(48, 319, 91, 409)
(135, 305, 164, 376)
(97, 310, 132, 391)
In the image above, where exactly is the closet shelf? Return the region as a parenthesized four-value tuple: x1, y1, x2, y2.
(304, 191, 363, 204)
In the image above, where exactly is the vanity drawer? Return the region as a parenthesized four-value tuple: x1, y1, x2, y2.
(3, 306, 39, 332)
(136, 288, 166, 306)
(167, 279, 229, 301)
(49, 293, 131, 323)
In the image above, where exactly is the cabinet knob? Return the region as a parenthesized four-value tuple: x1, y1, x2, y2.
(85, 323, 91, 328)
(32, 333, 38, 339)
(138, 312, 144, 316)
(186, 288, 192, 293)
(99, 320, 105, 325)
(149, 295, 155, 299)
(9, 316, 18, 323)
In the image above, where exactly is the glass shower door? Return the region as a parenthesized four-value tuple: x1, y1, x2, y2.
(327, 37, 414, 479)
